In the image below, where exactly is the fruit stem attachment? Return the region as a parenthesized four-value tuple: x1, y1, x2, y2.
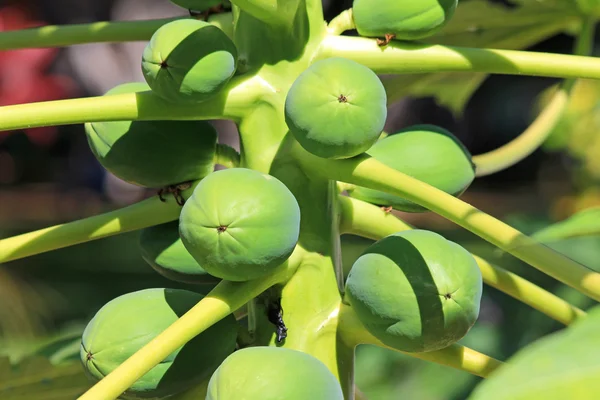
(0, 183, 198, 264)
(0, 75, 267, 133)
(78, 246, 306, 400)
(292, 145, 600, 302)
(338, 195, 586, 326)
(472, 18, 596, 177)
(317, 35, 600, 81)
(337, 303, 503, 378)
(326, 9, 355, 35)
(214, 143, 241, 168)
(0, 18, 182, 50)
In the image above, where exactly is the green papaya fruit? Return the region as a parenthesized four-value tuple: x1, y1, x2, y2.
(206, 347, 344, 399)
(179, 168, 301, 282)
(353, 0, 458, 41)
(139, 221, 221, 286)
(80, 288, 238, 399)
(347, 124, 475, 212)
(285, 57, 387, 159)
(84, 82, 218, 188)
(141, 19, 238, 103)
(345, 230, 482, 352)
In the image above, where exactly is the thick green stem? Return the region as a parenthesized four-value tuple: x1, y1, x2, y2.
(473, 18, 596, 177)
(337, 304, 503, 378)
(292, 144, 600, 302)
(78, 246, 305, 400)
(338, 196, 586, 326)
(0, 184, 198, 264)
(0, 75, 267, 133)
(0, 14, 236, 50)
(0, 18, 178, 50)
(317, 35, 600, 80)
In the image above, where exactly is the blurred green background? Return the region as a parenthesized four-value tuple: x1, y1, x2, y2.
(1, 0, 600, 399)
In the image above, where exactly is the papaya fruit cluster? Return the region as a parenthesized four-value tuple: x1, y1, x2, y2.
(78, 1, 485, 397)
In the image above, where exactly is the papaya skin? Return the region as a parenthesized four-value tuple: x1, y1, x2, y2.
(179, 168, 301, 282)
(347, 124, 476, 212)
(345, 230, 483, 353)
(84, 82, 218, 189)
(206, 347, 344, 399)
(284, 57, 387, 159)
(141, 19, 238, 104)
(353, 0, 458, 41)
(80, 288, 238, 399)
(138, 221, 221, 286)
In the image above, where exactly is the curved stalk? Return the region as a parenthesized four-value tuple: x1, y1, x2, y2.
(0, 183, 198, 264)
(0, 18, 178, 50)
(338, 195, 586, 326)
(316, 35, 600, 80)
(327, 9, 355, 35)
(292, 145, 600, 302)
(473, 80, 573, 176)
(337, 303, 503, 378)
(473, 18, 596, 177)
(0, 75, 266, 132)
(78, 247, 305, 400)
(214, 143, 241, 168)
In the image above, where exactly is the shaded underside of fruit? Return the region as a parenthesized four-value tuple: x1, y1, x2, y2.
(139, 221, 221, 286)
(84, 82, 218, 188)
(80, 288, 238, 399)
(141, 19, 238, 103)
(206, 346, 344, 399)
(347, 124, 476, 212)
(353, 0, 458, 41)
(285, 57, 387, 159)
(345, 229, 483, 352)
(179, 168, 301, 281)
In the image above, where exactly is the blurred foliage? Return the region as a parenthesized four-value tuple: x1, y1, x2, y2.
(0, 356, 91, 399)
(1, 0, 600, 399)
(384, 0, 582, 116)
(540, 78, 600, 183)
(469, 304, 600, 400)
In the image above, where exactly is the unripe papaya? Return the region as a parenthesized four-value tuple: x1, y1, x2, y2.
(347, 124, 475, 212)
(179, 168, 301, 282)
(80, 288, 238, 399)
(353, 0, 458, 41)
(285, 57, 387, 159)
(206, 347, 344, 399)
(142, 19, 237, 103)
(139, 221, 221, 286)
(345, 230, 482, 352)
(84, 82, 218, 188)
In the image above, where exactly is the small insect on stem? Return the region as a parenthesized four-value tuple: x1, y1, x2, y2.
(267, 297, 288, 344)
(157, 181, 193, 206)
(381, 205, 393, 214)
(376, 33, 396, 47)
